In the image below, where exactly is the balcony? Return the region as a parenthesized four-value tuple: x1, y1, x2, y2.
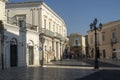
(7, 17, 18, 26)
(54, 32, 62, 39)
(54, 32, 66, 41)
(7, 17, 37, 31)
(40, 28, 66, 41)
(40, 28, 54, 37)
(25, 23, 37, 31)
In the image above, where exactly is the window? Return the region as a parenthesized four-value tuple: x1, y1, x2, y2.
(102, 32, 105, 41)
(112, 32, 115, 39)
(75, 40, 78, 45)
(97, 33, 99, 45)
(49, 22, 51, 30)
(19, 19, 25, 27)
(103, 50, 106, 58)
(53, 22, 55, 32)
(59, 26, 61, 34)
(44, 19, 46, 29)
(91, 35, 93, 44)
(16, 15, 26, 27)
(74, 38, 80, 46)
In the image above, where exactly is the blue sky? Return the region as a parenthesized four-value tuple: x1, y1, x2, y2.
(9, 0, 120, 35)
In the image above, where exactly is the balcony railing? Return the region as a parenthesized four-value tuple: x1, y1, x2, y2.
(54, 32, 62, 39)
(7, 17, 37, 31)
(25, 23, 37, 31)
(7, 17, 18, 26)
(54, 32, 67, 41)
(40, 28, 54, 37)
(40, 28, 66, 41)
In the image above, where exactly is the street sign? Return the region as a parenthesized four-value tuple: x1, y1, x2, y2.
(39, 47, 42, 51)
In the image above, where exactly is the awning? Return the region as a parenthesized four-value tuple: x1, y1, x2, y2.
(112, 50, 120, 53)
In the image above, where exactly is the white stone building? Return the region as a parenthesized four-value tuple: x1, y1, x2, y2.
(0, 1, 67, 69)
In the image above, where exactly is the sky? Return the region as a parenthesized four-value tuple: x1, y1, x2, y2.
(9, 0, 120, 35)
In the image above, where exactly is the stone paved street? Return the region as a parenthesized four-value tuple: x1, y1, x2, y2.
(0, 67, 98, 80)
(0, 59, 120, 80)
(75, 70, 120, 80)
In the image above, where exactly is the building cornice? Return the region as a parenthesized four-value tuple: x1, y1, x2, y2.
(6, 1, 66, 27)
(102, 20, 120, 29)
(87, 20, 120, 32)
(6, 1, 42, 8)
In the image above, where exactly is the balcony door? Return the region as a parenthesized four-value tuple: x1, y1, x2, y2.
(10, 38, 18, 67)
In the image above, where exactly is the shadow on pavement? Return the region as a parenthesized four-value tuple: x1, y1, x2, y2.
(50, 59, 120, 68)
(81, 59, 120, 67)
(75, 70, 120, 80)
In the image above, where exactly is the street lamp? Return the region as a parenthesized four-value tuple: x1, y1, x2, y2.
(39, 33, 45, 66)
(90, 18, 102, 69)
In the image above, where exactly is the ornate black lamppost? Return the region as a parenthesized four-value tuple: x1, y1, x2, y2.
(90, 18, 102, 69)
(39, 33, 45, 66)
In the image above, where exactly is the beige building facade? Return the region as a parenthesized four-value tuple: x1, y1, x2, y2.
(6, 1, 67, 64)
(0, 1, 67, 69)
(68, 33, 86, 59)
(88, 20, 120, 60)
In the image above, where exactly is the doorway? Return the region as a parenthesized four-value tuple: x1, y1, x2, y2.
(10, 38, 18, 67)
(28, 46, 34, 65)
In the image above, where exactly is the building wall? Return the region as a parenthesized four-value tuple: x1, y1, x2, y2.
(88, 20, 120, 60)
(68, 33, 86, 59)
(6, 2, 67, 37)
(4, 23, 26, 68)
(41, 3, 67, 37)
(6, 1, 67, 63)
(26, 30, 39, 66)
(0, 0, 6, 21)
(100, 21, 120, 59)
(82, 36, 86, 56)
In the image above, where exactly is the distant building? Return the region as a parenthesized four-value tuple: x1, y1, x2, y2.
(88, 20, 120, 60)
(85, 35, 89, 58)
(67, 33, 86, 59)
